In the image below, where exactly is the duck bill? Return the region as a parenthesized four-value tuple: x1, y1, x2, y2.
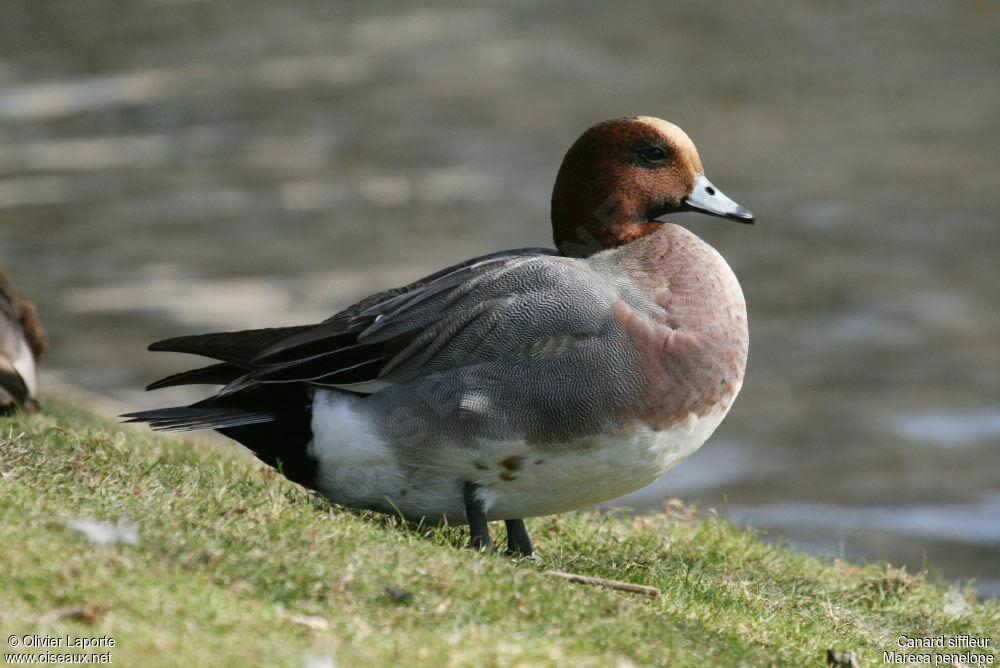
(683, 174, 755, 224)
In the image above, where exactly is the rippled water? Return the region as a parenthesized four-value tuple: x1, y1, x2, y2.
(1, 1, 998, 595)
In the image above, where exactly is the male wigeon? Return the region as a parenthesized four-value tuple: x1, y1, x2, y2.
(0, 268, 47, 414)
(125, 116, 753, 556)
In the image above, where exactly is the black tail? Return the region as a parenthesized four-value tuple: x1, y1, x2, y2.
(123, 326, 320, 488)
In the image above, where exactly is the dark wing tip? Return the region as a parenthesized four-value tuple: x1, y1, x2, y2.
(144, 363, 244, 391)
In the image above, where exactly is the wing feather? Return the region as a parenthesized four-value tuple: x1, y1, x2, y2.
(139, 247, 613, 396)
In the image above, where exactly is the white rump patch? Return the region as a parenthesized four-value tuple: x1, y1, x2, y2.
(309, 390, 383, 462)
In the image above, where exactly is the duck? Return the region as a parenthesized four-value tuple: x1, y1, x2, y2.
(124, 116, 754, 556)
(0, 268, 48, 414)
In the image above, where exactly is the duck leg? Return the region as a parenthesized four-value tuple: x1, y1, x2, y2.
(504, 519, 533, 557)
(463, 482, 492, 551)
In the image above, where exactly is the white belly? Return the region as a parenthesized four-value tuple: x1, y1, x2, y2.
(309, 390, 733, 524)
(477, 410, 731, 520)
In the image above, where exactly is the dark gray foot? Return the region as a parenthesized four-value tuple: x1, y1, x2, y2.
(463, 482, 492, 551)
(504, 519, 534, 557)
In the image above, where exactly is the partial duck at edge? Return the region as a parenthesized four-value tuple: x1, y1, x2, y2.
(0, 268, 47, 414)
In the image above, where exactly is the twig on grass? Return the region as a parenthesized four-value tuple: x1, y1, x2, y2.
(543, 570, 660, 598)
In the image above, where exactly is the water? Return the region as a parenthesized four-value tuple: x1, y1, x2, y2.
(1, 1, 998, 595)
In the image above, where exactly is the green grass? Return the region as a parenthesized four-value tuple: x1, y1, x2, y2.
(1, 403, 997, 667)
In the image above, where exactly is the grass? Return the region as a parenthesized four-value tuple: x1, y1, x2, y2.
(1, 402, 997, 667)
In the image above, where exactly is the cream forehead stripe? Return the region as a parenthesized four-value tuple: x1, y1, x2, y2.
(632, 116, 698, 154)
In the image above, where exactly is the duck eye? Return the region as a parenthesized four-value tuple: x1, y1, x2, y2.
(640, 146, 667, 162)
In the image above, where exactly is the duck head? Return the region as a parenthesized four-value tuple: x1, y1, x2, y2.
(551, 116, 754, 257)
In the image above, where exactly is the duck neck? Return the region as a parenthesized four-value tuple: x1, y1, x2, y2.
(550, 152, 664, 257)
(551, 182, 664, 256)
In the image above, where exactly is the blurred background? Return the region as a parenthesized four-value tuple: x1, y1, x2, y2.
(1, 1, 997, 595)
